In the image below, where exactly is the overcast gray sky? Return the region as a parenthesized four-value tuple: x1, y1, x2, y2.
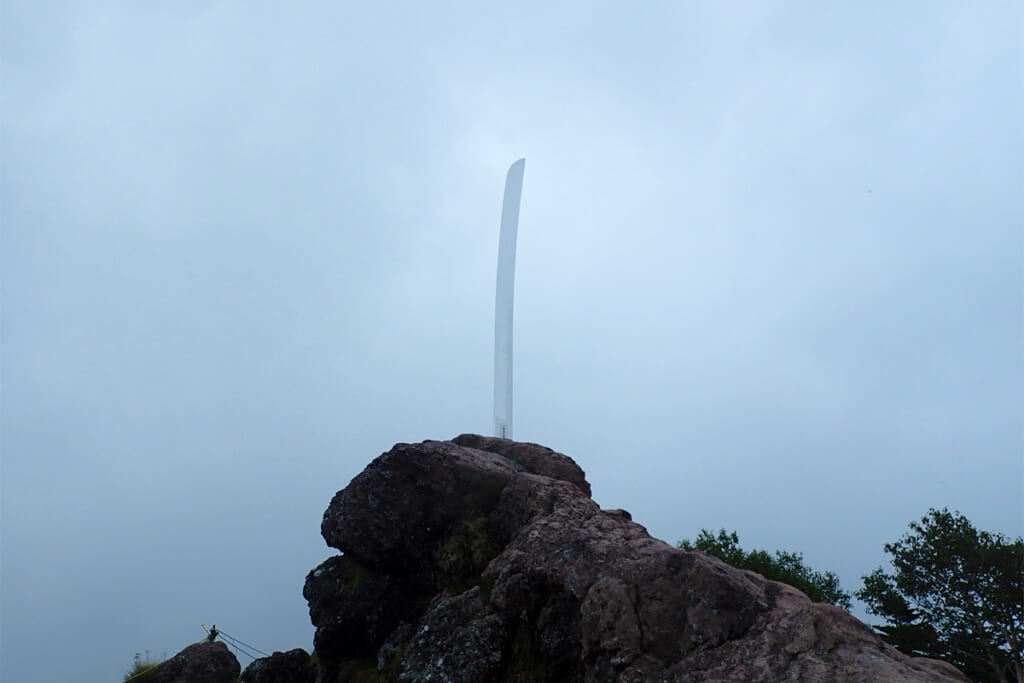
(2, 3, 1021, 681)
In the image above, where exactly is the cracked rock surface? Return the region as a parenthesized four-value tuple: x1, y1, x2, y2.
(304, 435, 967, 682)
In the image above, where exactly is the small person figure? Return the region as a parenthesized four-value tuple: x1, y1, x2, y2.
(206, 624, 219, 643)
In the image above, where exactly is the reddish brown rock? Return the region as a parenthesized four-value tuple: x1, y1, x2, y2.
(451, 433, 592, 496)
(305, 436, 968, 682)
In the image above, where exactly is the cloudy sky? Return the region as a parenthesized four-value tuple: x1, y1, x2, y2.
(2, 2, 1021, 681)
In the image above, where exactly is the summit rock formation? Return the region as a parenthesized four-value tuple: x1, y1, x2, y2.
(297, 435, 967, 682)
(149, 641, 240, 683)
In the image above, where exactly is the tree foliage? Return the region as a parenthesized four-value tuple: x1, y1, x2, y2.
(678, 529, 852, 610)
(856, 508, 1024, 683)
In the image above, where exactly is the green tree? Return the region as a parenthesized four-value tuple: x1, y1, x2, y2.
(856, 508, 1024, 683)
(678, 529, 852, 610)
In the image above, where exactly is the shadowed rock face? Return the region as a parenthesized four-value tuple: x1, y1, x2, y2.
(151, 641, 240, 683)
(241, 648, 316, 683)
(305, 436, 968, 682)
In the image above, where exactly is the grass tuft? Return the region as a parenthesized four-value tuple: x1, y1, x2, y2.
(122, 652, 163, 682)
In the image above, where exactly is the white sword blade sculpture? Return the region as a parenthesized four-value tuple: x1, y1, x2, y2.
(494, 158, 525, 439)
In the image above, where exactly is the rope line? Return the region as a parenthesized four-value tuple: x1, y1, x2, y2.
(219, 629, 270, 656)
(218, 629, 270, 659)
(221, 639, 256, 662)
(123, 665, 160, 682)
(221, 638, 260, 661)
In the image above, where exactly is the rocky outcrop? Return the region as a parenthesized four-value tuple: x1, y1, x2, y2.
(304, 435, 968, 682)
(151, 641, 240, 683)
(241, 648, 316, 683)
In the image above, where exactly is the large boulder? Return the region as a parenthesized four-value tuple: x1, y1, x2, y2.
(152, 641, 240, 683)
(241, 648, 315, 683)
(305, 435, 968, 682)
